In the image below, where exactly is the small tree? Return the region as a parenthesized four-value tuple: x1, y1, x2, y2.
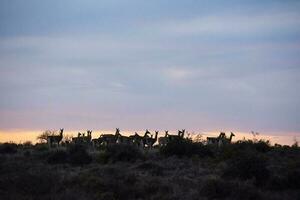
(251, 131, 259, 142)
(37, 130, 55, 143)
(193, 133, 203, 143)
(292, 136, 299, 148)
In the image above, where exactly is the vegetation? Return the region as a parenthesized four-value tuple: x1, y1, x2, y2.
(222, 151, 270, 185)
(36, 130, 56, 143)
(0, 138, 299, 200)
(0, 142, 18, 154)
(47, 149, 68, 164)
(68, 144, 93, 166)
(160, 138, 213, 157)
(101, 144, 144, 163)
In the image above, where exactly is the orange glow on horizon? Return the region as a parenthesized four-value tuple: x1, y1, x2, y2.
(0, 129, 299, 145)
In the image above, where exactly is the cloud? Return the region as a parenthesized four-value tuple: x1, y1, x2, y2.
(164, 68, 192, 80)
(0, 1, 300, 133)
(151, 11, 300, 38)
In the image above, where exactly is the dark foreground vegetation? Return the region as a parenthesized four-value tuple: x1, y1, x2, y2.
(0, 139, 300, 200)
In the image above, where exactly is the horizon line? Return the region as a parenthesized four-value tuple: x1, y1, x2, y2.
(1, 129, 299, 145)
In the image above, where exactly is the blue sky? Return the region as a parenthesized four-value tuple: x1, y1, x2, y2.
(0, 0, 300, 134)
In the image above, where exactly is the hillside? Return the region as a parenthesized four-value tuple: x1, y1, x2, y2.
(0, 139, 299, 200)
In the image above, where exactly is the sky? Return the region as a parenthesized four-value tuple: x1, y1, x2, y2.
(0, 0, 300, 136)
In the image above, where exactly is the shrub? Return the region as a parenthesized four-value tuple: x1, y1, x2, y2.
(218, 144, 237, 160)
(0, 143, 18, 154)
(231, 181, 262, 200)
(95, 151, 110, 164)
(160, 139, 213, 158)
(231, 140, 271, 154)
(286, 166, 300, 189)
(68, 144, 92, 166)
(218, 140, 270, 161)
(222, 151, 269, 185)
(14, 169, 58, 195)
(0, 165, 59, 197)
(69, 166, 141, 199)
(267, 175, 289, 191)
(136, 177, 173, 200)
(21, 141, 33, 149)
(47, 149, 68, 164)
(34, 143, 49, 152)
(104, 144, 144, 162)
(254, 140, 271, 153)
(23, 150, 31, 157)
(200, 178, 262, 200)
(267, 162, 300, 190)
(271, 144, 300, 158)
(199, 178, 231, 199)
(136, 162, 165, 176)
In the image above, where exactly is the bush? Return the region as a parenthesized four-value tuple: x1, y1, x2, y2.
(254, 140, 271, 153)
(286, 168, 300, 189)
(69, 166, 140, 199)
(199, 177, 231, 199)
(267, 175, 289, 191)
(271, 144, 300, 158)
(138, 177, 173, 199)
(68, 144, 92, 166)
(0, 165, 59, 198)
(34, 143, 49, 152)
(222, 151, 269, 185)
(136, 162, 165, 176)
(23, 150, 31, 157)
(231, 181, 262, 200)
(21, 141, 33, 149)
(47, 149, 68, 164)
(14, 170, 58, 195)
(267, 161, 300, 191)
(218, 140, 271, 162)
(200, 178, 262, 200)
(160, 139, 213, 158)
(95, 151, 110, 164)
(104, 144, 144, 162)
(0, 143, 18, 154)
(231, 140, 271, 153)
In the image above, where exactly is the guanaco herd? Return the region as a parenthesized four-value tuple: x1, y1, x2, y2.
(46, 128, 235, 148)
